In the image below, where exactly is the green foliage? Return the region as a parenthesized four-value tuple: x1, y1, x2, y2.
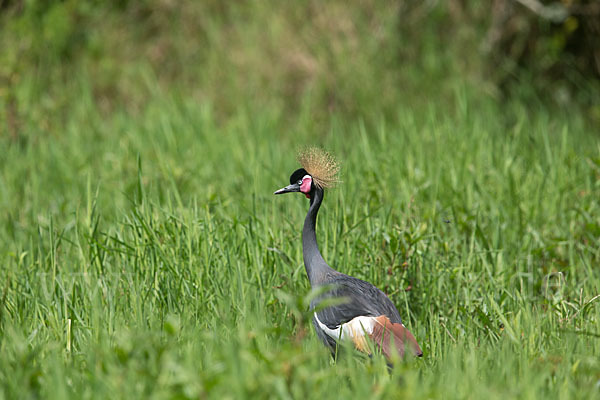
(0, 85, 599, 397)
(1, 1, 600, 399)
(482, 0, 600, 105)
(2, 0, 599, 133)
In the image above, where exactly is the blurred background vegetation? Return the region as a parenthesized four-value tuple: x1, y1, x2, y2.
(1, 0, 599, 138)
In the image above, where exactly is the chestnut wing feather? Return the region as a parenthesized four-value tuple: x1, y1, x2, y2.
(370, 315, 422, 358)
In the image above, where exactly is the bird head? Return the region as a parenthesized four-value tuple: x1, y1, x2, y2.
(274, 168, 314, 198)
(274, 147, 340, 200)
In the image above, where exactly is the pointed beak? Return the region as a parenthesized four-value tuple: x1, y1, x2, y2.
(274, 183, 301, 195)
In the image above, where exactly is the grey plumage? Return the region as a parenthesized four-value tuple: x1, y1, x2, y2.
(275, 164, 422, 360)
(303, 186, 404, 353)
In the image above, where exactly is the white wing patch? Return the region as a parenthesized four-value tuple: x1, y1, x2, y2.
(315, 313, 421, 359)
(314, 314, 377, 351)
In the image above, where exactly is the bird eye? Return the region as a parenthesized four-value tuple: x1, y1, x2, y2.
(297, 179, 303, 185)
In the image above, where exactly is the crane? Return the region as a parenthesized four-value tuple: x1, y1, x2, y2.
(274, 147, 422, 362)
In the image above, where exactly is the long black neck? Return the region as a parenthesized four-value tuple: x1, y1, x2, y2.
(302, 186, 335, 286)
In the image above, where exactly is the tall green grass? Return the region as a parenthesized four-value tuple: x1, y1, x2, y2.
(1, 81, 599, 398)
(1, 1, 600, 398)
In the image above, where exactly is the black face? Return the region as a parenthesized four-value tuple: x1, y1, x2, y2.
(274, 168, 312, 196)
(289, 168, 308, 185)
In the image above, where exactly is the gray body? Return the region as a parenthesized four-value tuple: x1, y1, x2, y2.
(303, 187, 403, 353)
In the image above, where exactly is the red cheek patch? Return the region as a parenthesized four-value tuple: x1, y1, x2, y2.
(300, 176, 312, 194)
